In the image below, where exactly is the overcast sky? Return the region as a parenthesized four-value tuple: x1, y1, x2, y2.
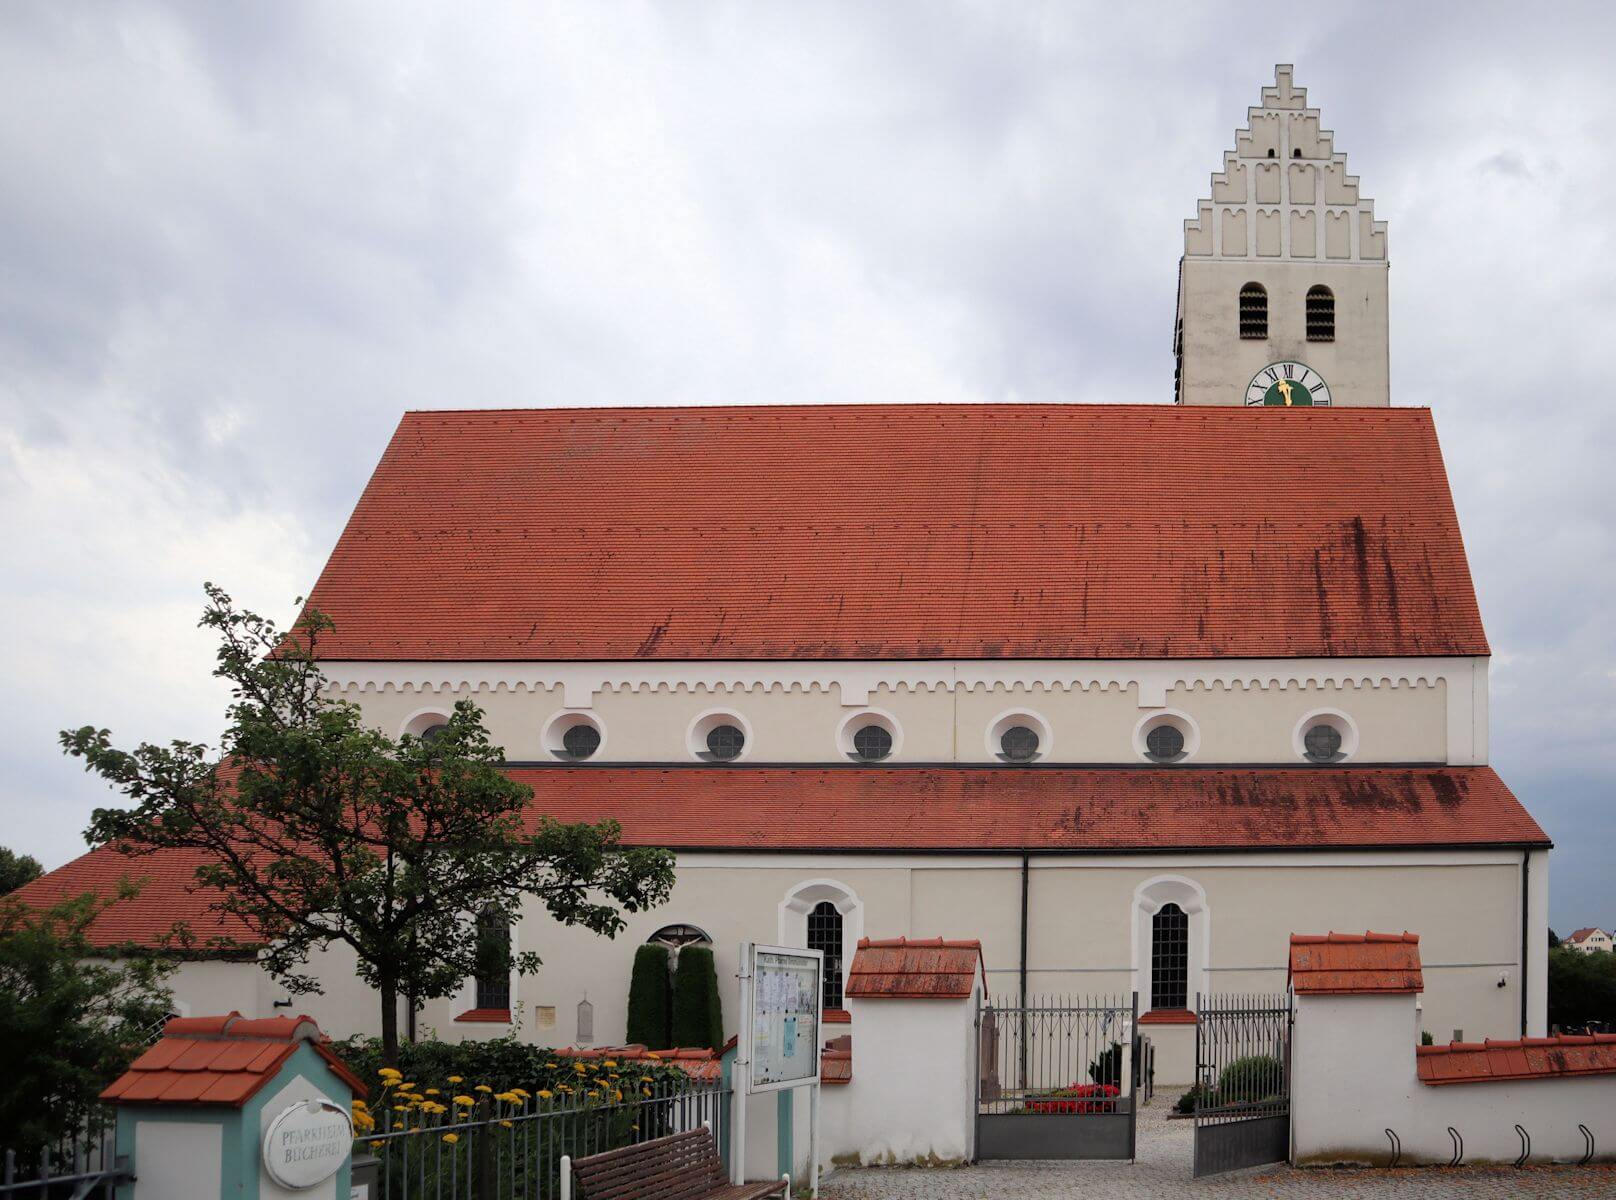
(2, 2, 1612, 930)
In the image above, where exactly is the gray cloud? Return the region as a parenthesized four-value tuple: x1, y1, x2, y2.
(2, 0, 1612, 929)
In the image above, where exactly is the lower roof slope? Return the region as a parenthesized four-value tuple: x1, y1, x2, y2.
(13, 765, 1543, 952)
(302, 404, 1488, 661)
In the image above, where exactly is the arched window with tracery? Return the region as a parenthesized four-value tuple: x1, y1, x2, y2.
(1151, 902, 1190, 1011)
(808, 901, 844, 1009)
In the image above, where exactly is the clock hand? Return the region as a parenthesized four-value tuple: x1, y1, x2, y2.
(1276, 378, 1294, 406)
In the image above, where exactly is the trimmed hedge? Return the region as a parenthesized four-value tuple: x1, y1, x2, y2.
(670, 945, 724, 1052)
(626, 943, 672, 1050)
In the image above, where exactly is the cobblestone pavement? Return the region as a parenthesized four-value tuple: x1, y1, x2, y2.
(817, 1102, 1616, 1198)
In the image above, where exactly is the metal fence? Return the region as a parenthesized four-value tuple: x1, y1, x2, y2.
(0, 1125, 128, 1199)
(358, 1077, 732, 1200)
(1193, 991, 1292, 1177)
(976, 993, 1138, 1160)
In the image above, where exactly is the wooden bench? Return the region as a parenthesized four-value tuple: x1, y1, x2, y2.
(564, 1126, 790, 1200)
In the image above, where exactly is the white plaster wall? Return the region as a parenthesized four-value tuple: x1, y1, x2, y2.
(1142, 1024, 1196, 1088)
(157, 852, 1540, 1055)
(1293, 992, 1616, 1165)
(843, 992, 978, 1164)
(324, 657, 1479, 766)
(132, 1120, 221, 1200)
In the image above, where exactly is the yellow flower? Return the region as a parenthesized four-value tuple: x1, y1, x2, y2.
(474, 1084, 493, 1094)
(510, 1088, 529, 1098)
(453, 1095, 475, 1107)
(425, 1088, 440, 1096)
(352, 1099, 368, 1110)
(537, 1090, 554, 1100)
(574, 1064, 588, 1075)
(603, 1059, 618, 1068)
(500, 1120, 513, 1129)
(378, 1068, 402, 1080)
(614, 1089, 624, 1102)
(442, 1133, 460, 1145)
(645, 1052, 661, 1060)
(447, 1075, 464, 1084)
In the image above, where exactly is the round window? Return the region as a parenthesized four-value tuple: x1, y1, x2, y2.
(852, 724, 893, 762)
(420, 723, 449, 745)
(1303, 723, 1343, 763)
(1145, 724, 1186, 763)
(999, 725, 1040, 763)
(560, 723, 602, 761)
(705, 724, 746, 762)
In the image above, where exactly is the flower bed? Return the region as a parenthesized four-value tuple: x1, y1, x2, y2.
(1021, 1083, 1120, 1114)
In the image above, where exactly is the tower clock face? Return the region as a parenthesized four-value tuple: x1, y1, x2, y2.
(1246, 362, 1331, 407)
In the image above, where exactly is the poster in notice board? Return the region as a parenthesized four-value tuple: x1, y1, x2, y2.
(747, 945, 822, 1093)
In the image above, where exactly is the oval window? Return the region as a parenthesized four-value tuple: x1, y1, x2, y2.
(999, 725, 1041, 763)
(1145, 724, 1186, 763)
(1303, 723, 1343, 763)
(705, 724, 746, 762)
(560, 723, 602, 761)
(852, 724, 893, 762)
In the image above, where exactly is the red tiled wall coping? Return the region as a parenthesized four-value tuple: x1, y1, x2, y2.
(1416, 1034, 1616, 1085)
(1139, 1009, 1199, 1025)
(1290, 931, 1424, 995)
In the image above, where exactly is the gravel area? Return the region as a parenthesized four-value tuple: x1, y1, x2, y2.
(817, 1100, 1616, 1198)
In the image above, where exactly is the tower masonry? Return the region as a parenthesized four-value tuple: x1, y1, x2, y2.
(1175, 64, 1389, 407)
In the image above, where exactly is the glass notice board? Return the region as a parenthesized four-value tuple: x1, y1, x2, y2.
(746, 944, 823, 1093)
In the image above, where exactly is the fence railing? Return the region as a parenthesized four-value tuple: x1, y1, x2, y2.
(0, 1125, 129, 1199)
(359, 1077, 732, 1200)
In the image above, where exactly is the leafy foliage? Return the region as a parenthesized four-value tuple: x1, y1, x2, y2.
(1547, 945, 1616, 1030)
(626, 943, 672, 1049)
(335, 1035, 698, 1098)
(0, 846, 43, 897)
(61, 585, 676, 1059)
(0, 888, 174, 1156)
(670, 945, 724, 1052)
(1087, 1041, 1123, 1086)
(1215, 1054, 1284, 1103)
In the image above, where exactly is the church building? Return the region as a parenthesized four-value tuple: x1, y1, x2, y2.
(20, 67, 1549, 1088)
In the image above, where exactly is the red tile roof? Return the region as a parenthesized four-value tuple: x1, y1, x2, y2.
(100, 1012, 366, 1107)
(497, 765, 1546, 854)
(301, 404, 1487, 661)
(1289, 932, 1424, 995)
(14, 767, 1545, 952)
(821, 1046, 852, 1085)
(1565, 927, 1607, 943)
(1416, 1035, 1616, 1085)
(7, 845, 260, 950)
(845, 937, 984, 1000)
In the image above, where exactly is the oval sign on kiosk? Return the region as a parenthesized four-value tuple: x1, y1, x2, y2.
(262, 1098, 353, 1189)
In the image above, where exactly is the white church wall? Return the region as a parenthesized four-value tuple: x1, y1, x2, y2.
(325, 656, 1480, 766)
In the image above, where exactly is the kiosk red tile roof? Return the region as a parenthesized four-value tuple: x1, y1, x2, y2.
(1289, 932, 1424, 995)
(846, 937, 984, 999)
(100, 1013, 366, 1107)
(301, 404, 1487, 662)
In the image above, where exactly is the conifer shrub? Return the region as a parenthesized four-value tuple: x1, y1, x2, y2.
(670, 945, 724, 1051)
(626, 943, 672, 1049)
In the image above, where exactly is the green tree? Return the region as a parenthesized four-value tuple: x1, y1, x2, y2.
(670, 945, 724, 1051)
(1547, 945, 1616, 1030)
(1548, 928, 1561, 949)
(62, 585, 676, 1062)
(626, 943, 673, 1049)
(0, 846, 43, 896)
(0, 886, 174, 1156)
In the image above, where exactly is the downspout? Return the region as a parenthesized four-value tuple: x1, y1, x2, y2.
(1520, 849, 1530, 1037)
(1019, 852, 1030, 1010)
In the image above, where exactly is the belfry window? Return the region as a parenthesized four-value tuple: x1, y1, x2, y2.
(808, 901, 844, 1010)
(1151, 903, 1190, 1010)
(474, 911, 512, 1011)
(1306, 285, 1335, 342)
(1239, 283, 1268, 339)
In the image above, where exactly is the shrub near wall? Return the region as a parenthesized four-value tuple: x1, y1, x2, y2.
(336, 1036, 697, 1101)
(626, 944, 673, 1049)
(671, 945, 725, 1052)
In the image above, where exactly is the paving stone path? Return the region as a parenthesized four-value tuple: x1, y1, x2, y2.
(817, 1101, 1616, 1198)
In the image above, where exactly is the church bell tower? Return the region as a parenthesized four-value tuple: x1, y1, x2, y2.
(1174, 65, 1389, 407)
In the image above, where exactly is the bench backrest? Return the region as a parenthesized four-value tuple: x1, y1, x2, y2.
(571, 1127, 726, 1200)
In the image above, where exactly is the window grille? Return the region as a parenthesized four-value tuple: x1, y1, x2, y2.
(1307, 285, 1335, 342)
(560, 722, 601, 760)
(705, 724, 745, 761)
(1239, 284, 1268, 339)
(1303, 723, 1343, 762)
(999, 725, 1040, 762)
(852, 724, 893, 762)
(1151, 902, 1190, 1010)
(807, 901, 844, 1010)
(474, 912, 512, 1011)
(1145, 723, 1186, 762)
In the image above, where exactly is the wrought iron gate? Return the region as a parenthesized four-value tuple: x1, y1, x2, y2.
(1192, 991, 1292, 1177)
(975, 993, 1138, 1160)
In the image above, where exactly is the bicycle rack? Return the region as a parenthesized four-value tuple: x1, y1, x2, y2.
(1512, 1125, 1530, 1167)
(1383, 1128, 1401, 1169)
(1446, 1126, 1464, 1167)
(1578, 1124, 1595, 1166)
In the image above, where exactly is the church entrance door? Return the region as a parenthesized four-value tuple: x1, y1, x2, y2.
(974, 993, 1139, 1160)
(1191, 990, 1293, 1176)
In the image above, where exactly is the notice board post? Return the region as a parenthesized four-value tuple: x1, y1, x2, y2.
(732, 942, 823, 1196)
